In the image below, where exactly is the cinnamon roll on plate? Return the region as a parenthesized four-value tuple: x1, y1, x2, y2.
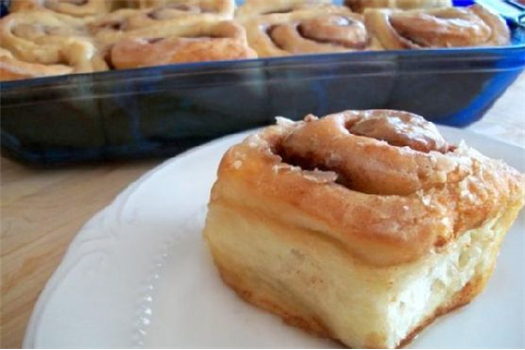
(365, 4, 511, 49)
(345, 0, 452, 13)
(203, 110, 525, 349)
(240, 5, 381, 57)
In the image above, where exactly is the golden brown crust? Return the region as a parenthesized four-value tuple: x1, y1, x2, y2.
(109, 21, 257, 69)
(212, 111, 524, 266)
(365, 4, 510, 49)
(345, 0, 452, 13)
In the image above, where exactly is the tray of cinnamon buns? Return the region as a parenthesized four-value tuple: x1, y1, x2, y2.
(1, 0, 524, 164)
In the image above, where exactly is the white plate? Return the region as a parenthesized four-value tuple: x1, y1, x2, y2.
(24, 126, 525, 349)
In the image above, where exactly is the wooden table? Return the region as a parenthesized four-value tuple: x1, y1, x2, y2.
(1, 74, 524, 348)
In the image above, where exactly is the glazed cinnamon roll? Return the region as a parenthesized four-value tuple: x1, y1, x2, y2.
(345, 0, 452, 13)
(204, 110, 524, 349)
(0, 11, 107, 74)
(0, 47, 73, 81)
(236, 0, 332, 18)
(90, 0, 235, 47)
(241, 6, 381, 57)
(109, 21, 257, 69)
(365, 4, 510, 49)
(9, 0, 114, 17)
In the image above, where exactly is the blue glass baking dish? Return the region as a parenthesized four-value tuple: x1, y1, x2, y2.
(1, 0, 525, 165)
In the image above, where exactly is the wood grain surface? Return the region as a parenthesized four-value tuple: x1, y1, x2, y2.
(1, 74, 524, 348)
(1, 159, 161, 348)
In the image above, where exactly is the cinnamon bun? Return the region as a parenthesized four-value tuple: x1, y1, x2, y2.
(365, 4, 510, 49)
(240, 6, 381, 57)
(204, 110, 524, 348)
(123, 0, 233, 10)
(0, 47, 73, 81)
(10, 0, 114, 17)
(122, 0, 174, 8)
(109, 21, 257, 69)
(90, 0, 235, 48)
(236, 0, 332, 18)
(345, 0, 452, 13)
(0, 11, 107, 74)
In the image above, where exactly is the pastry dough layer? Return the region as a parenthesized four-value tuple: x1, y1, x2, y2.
(207, 199, 520, 348)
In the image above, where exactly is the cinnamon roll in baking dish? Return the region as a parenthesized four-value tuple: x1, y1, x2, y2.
(0, 47, 73, 81)
(240, 6, 380, 57)
(109, 21, 257, 69)
(236, 0, 332, 18)
(123, 0, 231, 9)
(365, 4, 510, 49)
(204, 110, 525, 349)
(10, 0, 114, 17)
(0, 11, 107, 78)
(89, 0, 235, 47)
(345, 0, 452, 13)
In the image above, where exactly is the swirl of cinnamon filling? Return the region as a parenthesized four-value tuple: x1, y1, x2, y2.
(214, 110, 524, 266)
(109, 21, 257, 69)
(89, 0, 235, 47)
(9, 0, 113, 18)
(345, 0, 452, 13)
(282, 110, 456, 196)
(241, 6, 380, 57)
(0, 47, 73, 81)
(0, 11, 107, 75)
(365, 4, 510, 49)
(123, 0, 232, 11)
(236, 0, 333, 18)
